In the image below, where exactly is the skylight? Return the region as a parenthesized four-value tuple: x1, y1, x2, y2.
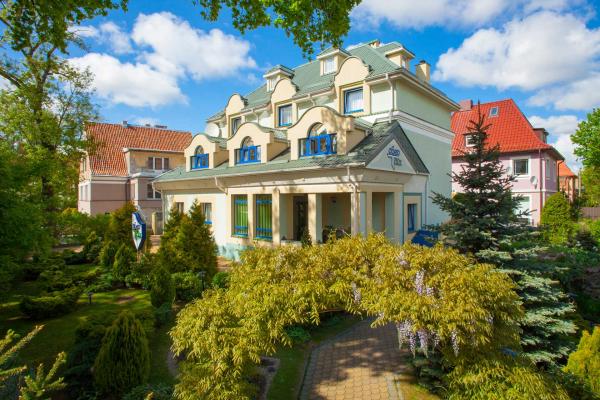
(489, 107, 499, 117)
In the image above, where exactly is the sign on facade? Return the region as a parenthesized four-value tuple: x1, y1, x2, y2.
(132, 212, 146, 250)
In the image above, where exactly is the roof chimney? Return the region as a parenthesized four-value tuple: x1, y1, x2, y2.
(122, 120, 128, 127)
(416, 60, 431, 83)
(459, 99, 473, 111)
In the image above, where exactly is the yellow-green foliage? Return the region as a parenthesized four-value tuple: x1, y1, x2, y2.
(448, 355, 569, 400)
(541, 193, 574, 244)
(564, 327, 600, 394)
(170, 234, 522, 400)
(93, 311, 150, 397)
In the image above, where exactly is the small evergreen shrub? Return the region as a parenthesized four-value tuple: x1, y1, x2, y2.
(541, 193, 574, 245)
(150, 265, 175, 308)
(172, 272, 202, 301)
(61, 248, 88, 265)
(99, 241, 118, 268)
(564, 327, 600, 395)
(211, 271, 230, 289)
(93, 311, 150, 397)
(123, 383, 173, 400)
(0, 256, 19, 297)
(83, 231, 102, 263)
(38, 269, 73, 291)
(86, 272, 115, 293)
(20, 286, 83, 319)
(112, 243, 136, 282)
(153, 302, 173, 327)
(285, 326, 311, 343)
(300, 228, 312, 247)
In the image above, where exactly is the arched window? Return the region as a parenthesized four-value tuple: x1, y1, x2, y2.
(237, 136, 260, 164)
(299, 123, 337, 157)
(191, 145, 209, 169)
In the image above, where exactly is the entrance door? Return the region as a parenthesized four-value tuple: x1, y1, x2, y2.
(293, 196, 308, 241)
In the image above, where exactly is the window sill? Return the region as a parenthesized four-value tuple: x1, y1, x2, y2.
(344, 109, 364, 114)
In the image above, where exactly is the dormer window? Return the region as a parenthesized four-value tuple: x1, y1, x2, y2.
(191, 146, 209, 170)
(489, 107, 499, 117)
(278, 104, 292, 127)
(236, 137, 260, 164)
(231, 117, 241, 136)
(299, 123, 337, 157)
(343, 87, 364, 114)
(267, 77, 277, 91)
(323, 57, 335, 74)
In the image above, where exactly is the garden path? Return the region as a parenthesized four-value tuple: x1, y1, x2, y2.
(300, 319, 410, 400)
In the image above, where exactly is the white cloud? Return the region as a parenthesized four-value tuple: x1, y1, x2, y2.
(528, 72, 600, 111)
(529, 114, 581, 169)
(131, 12, 256, 80)
(352, 0, 514, 30)
(0, 77, 11, 90)
(433, 11, 600, 90)
(70, 12, 256, 108)
(70, 53, 185, 107)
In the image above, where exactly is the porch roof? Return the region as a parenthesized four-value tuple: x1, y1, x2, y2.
(154, 120, 428, 183)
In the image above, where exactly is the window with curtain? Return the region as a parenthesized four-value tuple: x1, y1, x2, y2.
(191, 146, 209, 169)
(513, 159, 529, 176)
(231, 117, 241, 135)
(233, 195, 248, 237)
(407, 203, 417, 233)
(200, 202, 212, 224)
(255, 195, 272, 240)
(278, 104, 292, 127)
(343, 87, 363, 114)
(323, 57, 335, 74)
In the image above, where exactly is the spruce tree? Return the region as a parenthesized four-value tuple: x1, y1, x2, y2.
(540, 193, 574, 245)
(157, 205, 186, 272)
(432, 106, 522, 254)
(173, 201, 218, 276)
(150, 265, 175, 308)
(113, 243, 136, 283)
(93, 311, 150, 397)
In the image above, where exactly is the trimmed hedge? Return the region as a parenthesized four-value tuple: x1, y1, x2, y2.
(19, 286, 83, 319)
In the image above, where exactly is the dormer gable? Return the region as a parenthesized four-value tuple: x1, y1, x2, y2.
(384, 46, 415, 69)
(317, 47, 351, 75)
(184, 133, 228, 171)
(226, 122, 289, 166)
(264, 65, 294, 92)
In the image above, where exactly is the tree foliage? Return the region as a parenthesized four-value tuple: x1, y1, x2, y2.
(150, 265, 175, 308)
(192, 0, 360, 57)
(541, 193, 574, 245)
(93, 311, 150, 397)
(572, 108, 600, 169)
(170, 234, 522, 399)
(158, 206, 186, 272)
(432, 108, 522, 254)
(112, 243, 135, 282)
(581, 167, 600, 206)
(564, 327, 600, 394)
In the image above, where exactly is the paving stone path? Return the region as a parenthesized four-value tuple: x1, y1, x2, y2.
(300, 319, 409, 400)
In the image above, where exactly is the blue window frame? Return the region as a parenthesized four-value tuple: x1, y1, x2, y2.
(343, 87, 364, 114)
(233, 195, 248, 237)
(237, 145, 260, 164)
(255, 195, 272, 240)
(299, 134, 337, 157)
(407, 203, 417, 233)
(200, 203, 212, 225)
(191, 153, 209, 169)
(278, 104, 292, 127)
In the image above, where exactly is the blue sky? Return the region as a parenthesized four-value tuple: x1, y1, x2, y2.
(68, 0, 600, 170)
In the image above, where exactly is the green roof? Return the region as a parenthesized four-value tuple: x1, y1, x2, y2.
(155, 120, 428, 183)
(195, 133, 228, 149)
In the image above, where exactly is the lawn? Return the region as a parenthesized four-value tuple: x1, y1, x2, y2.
(0, 277, 175, 386)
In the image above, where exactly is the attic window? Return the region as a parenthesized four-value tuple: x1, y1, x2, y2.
(267, 77, 277, 91)
(323, 57, 335, 74)
(489, 107, 499, 117)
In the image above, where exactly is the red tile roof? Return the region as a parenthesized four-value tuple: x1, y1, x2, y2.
(86, 122, 192, 176)
(558, 162, 577, 177)
(451, 99, 557, 158)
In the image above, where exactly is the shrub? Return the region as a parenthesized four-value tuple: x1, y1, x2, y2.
(99, 241, 118, 268)
(211, 271, 230, 289)
(0, 256, 19, 297)
(123, 383, 173, 400)
(541, 193, 574, 244)
(150, 265, 175, 308)
(86, 272, 115, 293)
(564, 327, 600, 394)
(103, 202, 137, 248)
(61, 248, 88, 265)
(83, 231, 102, 263)
(285, 326, 311, 343)
(153, 303, 173, 327)
(20, 286, 83, 319)
(172, 272, 202, 301)
(113, 243, 136, 282)
(126, 254, 158, 289)
(572, 226, 598, 251)
(589, 219, 600, 242)
(93, 311, 150, 397)
(38, 269, 73, 291)
(157, 206, 184, 272)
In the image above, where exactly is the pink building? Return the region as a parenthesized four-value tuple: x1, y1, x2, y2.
(451, 99, 563, 225)
(78, 122, 191, 219)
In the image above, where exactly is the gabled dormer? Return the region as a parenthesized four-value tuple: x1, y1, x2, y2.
(317, 47, 351, 75)
(384, 46, 415, 70)
(184, 133, 228, 171)
(227, 122, 289, 166)
(264, 65, 294, 92)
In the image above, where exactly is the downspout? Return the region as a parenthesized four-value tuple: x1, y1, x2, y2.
(539, 149, 543, 217)
(556, 160, 563, 193)
(424, 174, 429, 227)
(347, 166, 359, 234)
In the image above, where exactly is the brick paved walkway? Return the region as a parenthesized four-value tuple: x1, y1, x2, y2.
(300, 319, 409, 400)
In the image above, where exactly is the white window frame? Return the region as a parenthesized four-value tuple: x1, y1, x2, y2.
(278, 104, 293, 127)
(465, 134, 477, 147)
(489, 106, 499, 117)
(230, 117, 241, 136)
(267, 77, 277, 91)
(514, 194, 533, 225)
(323, 57, 336, 74)
(148, 157, 169, 171)
(147, 183, 161, 199)
(512, 158, 530, 177)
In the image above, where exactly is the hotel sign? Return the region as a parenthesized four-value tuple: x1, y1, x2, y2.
(387, 146, 403, 170)
(132, 212, 146, 251)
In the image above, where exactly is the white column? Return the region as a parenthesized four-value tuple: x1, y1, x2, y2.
(308, 193, 322, 244)
(272, 190, 281, 245)
(247, 193, 255, 240)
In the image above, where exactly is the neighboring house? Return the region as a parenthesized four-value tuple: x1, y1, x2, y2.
(558, 162, 579, 202)
(78, 122, 192, 220)
(153, 39, 459, 259)
(451, 99, 564, 225)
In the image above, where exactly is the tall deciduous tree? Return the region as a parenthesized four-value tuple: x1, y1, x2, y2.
(572, 108, 600, 169)
(432, 107, 523, 254)
(192, 0, 360, 56)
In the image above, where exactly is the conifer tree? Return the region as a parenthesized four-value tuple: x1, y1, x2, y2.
(540, 193, 574, 244)
(93, 311, 150, 397)
(150, 265, 175, 308)
(157, 205, 186, 272)
(432, 106, 522, 254)
(564, 327, 600, 394)
(113, 243, 135, 282)
(172, 201, 218, 276)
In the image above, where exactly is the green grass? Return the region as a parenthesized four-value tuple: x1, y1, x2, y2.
(0, 277, 176, 387)
(267, 313, 360, 400)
